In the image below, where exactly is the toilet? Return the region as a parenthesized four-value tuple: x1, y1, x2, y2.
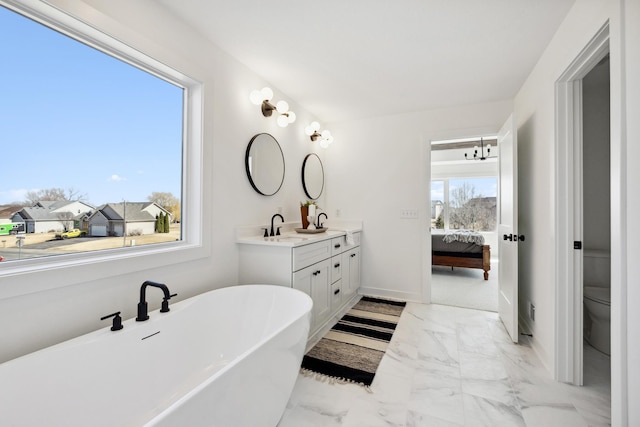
(583, 250, 611, 355)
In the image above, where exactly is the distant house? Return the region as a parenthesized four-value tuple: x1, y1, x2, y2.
(0, 204, 22, 222)
(87, 202, 171, 237)
(11, 200, 94, 233)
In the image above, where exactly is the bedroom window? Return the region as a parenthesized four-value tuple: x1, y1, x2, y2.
(0, 3, 189, 262)
(431, 177, 497, 231)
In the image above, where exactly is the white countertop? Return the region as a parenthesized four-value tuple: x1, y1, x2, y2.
(236, 219, 362, 248)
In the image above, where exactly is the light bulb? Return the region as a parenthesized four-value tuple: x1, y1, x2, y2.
(277, 115, 289, 127)
(249, 90, 263, 105)
(276, 100, 289, 113)
(287, 111, 296, 123)
(321, 130, 331, 139)
(310, 121, 320, 131)
(326, 135, 334, 145)
(305, 126, 314, 136)
(260, 87, 273, 101)
(320, 139, 329, 149)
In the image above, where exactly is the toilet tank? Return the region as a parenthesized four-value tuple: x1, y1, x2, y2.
(583, 249, 610, 288)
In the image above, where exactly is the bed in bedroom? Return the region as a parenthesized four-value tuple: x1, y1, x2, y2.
(431, 230, 491, 280)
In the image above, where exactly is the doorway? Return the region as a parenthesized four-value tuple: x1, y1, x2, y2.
(581, 55, 611, 392)
(555, 23, 610, 391)
(429, 137, 500, 312)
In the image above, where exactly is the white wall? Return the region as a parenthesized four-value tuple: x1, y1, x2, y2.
(324, 101, 512, 302)
(515, 0, 639, 423)
(0, 0, 325, 363)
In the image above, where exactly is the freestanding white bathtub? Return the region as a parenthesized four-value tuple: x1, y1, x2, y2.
(0, 284, 312, 427)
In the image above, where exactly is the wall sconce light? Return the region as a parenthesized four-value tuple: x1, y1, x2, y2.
(464, 137, 495, 161)
(304, 121, 334, 148)
(250, 87, 296, 127)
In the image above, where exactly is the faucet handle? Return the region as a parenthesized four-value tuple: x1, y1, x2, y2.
(101, 311, 123, 331)
(160, 293, 177, 313)
(276, 226, 282, 236)
(263, 228, 269, 238)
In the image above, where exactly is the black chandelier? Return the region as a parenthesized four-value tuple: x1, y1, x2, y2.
(464, 138, 495, 161)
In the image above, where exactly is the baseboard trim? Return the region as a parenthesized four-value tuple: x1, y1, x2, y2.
(358, 287, 421, 303)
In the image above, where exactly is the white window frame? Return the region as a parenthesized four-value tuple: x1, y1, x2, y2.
(0, 0, 206, 298)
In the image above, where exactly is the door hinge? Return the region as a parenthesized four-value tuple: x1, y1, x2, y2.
(574, 241, 582, 250)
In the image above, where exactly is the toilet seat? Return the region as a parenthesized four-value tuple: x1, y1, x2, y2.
(584, 286, 611, 305)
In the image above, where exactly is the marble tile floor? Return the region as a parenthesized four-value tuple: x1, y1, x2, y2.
(278, 302, 610, 427)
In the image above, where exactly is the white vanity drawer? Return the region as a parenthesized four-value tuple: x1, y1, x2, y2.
(293, 239, 332, 272)
(331, 237, 344, 257)
(331, 255, 342, 283)
(331, 279, 342, 308)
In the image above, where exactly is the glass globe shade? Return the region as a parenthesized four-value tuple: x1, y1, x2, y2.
(321, 130, 331, 138)
(260, 87, 273, 101)
(287, 111, 296, 123)
(249, 90, 263, 105)
(277, 115, 289, 127)
(320, 139, 329, 149)
(305, 126, 314, 136)
(310, 121, 320, 131)
(276, 100, 289, 113)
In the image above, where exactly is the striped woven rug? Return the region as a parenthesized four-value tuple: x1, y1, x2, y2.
(301, 296, 406, 388)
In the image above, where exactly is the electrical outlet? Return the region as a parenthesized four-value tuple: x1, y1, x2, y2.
(400, 209, 419, 219)
(529, 303, 536, 321)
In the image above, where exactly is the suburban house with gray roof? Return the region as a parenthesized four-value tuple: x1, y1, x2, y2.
(11, 200, 94, 233)
(87, 202, 171, 237)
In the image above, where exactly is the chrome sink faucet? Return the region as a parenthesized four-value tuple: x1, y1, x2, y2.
(270, 213, 284, 236)
(136, 280, 176, 321)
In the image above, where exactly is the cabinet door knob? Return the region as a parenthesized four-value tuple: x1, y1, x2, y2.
(334, 289, 340, 295)
(334, 263, 340, 268)
(351, 253, 356, 258)
(334, 244, 341, 249)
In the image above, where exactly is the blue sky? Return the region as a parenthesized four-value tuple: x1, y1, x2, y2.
(0, 6, 183, 206)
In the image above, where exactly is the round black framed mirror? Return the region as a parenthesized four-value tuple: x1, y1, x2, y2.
(302, 153, 324, 200)
(245, 133, 285, 196)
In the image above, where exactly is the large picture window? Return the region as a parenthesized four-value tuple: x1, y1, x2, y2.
(431, 177, 497, 231)
(0, 4, 189, 263)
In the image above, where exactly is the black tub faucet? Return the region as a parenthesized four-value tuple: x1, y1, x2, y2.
(136, 280, 176, 321)
(317, 213, 328, 228)
(270, 213, 284, 236)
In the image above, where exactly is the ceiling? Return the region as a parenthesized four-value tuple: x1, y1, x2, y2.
(156, 0, 576, 124)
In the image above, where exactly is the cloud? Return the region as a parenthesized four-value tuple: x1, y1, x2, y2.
(108, 174, 126, 182)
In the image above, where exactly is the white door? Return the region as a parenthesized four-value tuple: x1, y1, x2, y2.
(498, 114, 519, 342)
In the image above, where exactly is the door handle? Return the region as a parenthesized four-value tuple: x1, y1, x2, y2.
(503, 233, 525, 242)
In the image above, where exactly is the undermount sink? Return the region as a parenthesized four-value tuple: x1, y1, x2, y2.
(275, 236, 307, 243)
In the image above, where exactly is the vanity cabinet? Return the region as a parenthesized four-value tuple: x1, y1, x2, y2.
(292, 259, 331, 331)
(238, 231, 361, 340)
(341, 246, 360, 301)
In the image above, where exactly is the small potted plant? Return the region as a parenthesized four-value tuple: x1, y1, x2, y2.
(300, 200, 319, 229)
